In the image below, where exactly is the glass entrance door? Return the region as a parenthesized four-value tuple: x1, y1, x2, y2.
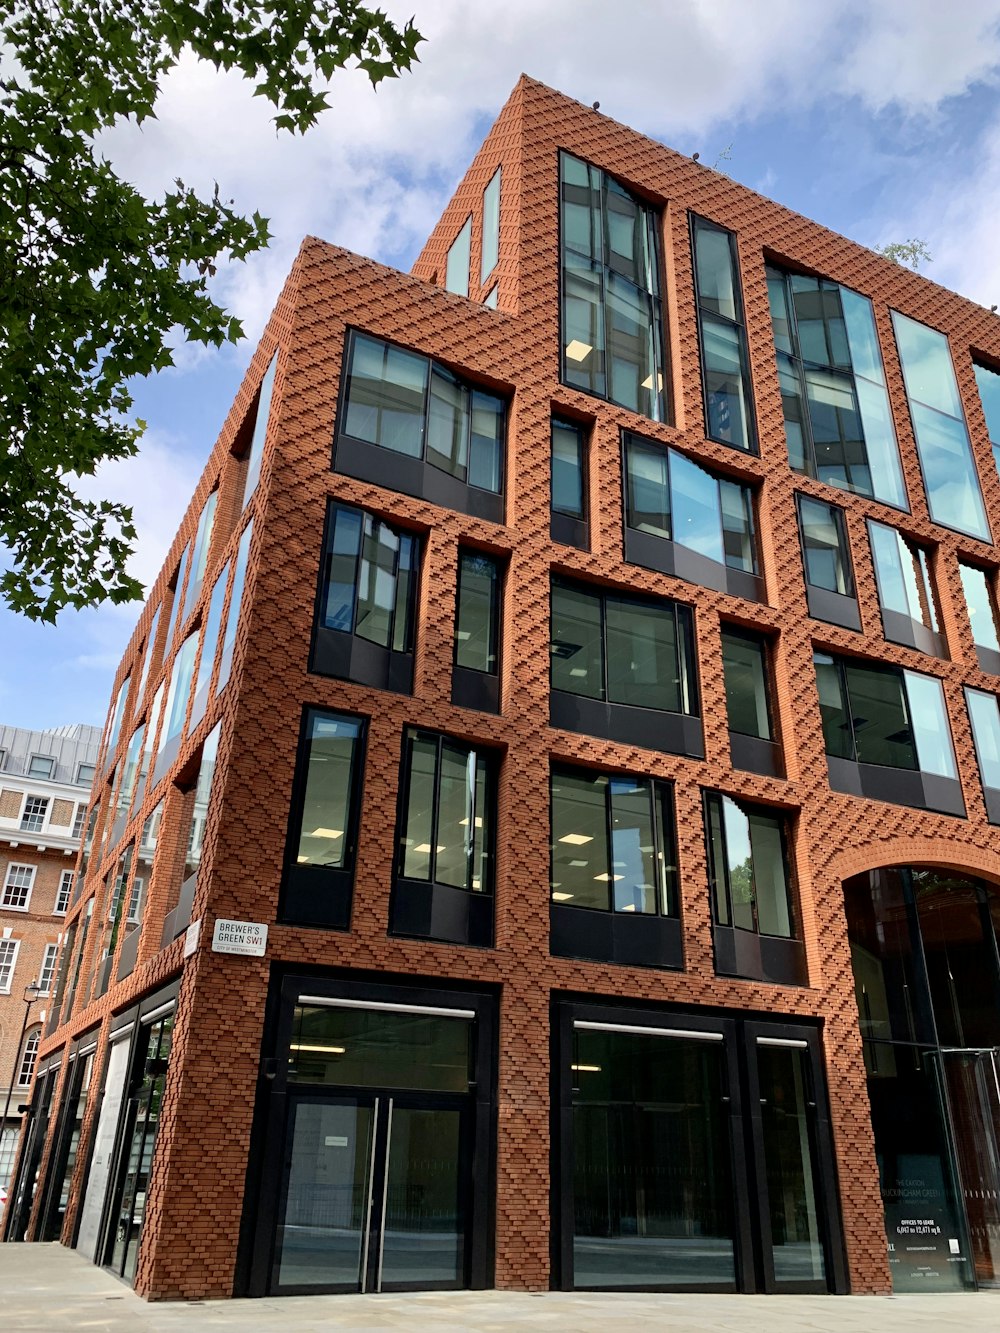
(273, 1093, 469, 1293)
(941, 1049, 1000, 1287)
(744, 1028, 831, 1291)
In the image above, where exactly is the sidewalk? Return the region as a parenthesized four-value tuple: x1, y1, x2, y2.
(4, 1242, 998, 1333)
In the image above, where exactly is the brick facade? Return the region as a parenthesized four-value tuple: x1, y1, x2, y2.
(15, 77, 1000, 1300)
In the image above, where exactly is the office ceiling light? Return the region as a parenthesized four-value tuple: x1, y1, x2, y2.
(559, 833, 593, 845)
(565, 339, 592, 362)
(552, 891, 574, 901)
(309, 828, 343, 839)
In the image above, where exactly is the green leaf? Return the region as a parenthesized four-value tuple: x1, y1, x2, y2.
(0, 0, 424, 620)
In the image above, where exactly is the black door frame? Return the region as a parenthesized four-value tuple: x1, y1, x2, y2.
(241, 971, 498, 1298)
(552, 997, 848, 1294)
(36, 1031, 100, 1242)
(3, 1058, 59, 1242)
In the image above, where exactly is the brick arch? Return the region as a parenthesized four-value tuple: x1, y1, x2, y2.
(829, 836, 1000, 888)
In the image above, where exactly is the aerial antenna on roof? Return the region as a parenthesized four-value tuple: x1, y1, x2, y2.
(692, 152, 700, 161)
(592, 101, 600, 110)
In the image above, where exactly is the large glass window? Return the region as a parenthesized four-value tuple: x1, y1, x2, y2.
(959, 562, 1000, 673)
(189, 557, 230, 730)
(159, 631, 199, 758)
(288, 712, 363, 872)
(551, 417, 588, 548)
(767, 267, 907, 507)
(181, 491, 218, 622)
(397, 730, 496, 895)
(868, 520, 941, 654)
(720, 627, 774, 741)
(550, 766, 676, 916)
(338, 332, 505, 509)
(560, 152, 666, 421)
(455, 551, 500, 675)
(704, 791, 794, 939)
(161, 545, 190, 658)
(965, 687, 1000, 820)
(570, 1024, 736, 1287)
(103, 675, 130, 771)
(481, 167, 501, 286)
(133, 606, 160, 710)
(892, 312, 989, 540)
(240, 353, 277, 510)
(281, 710, 365, 929)
(313, 502, 419, 692)
(814, 651, 962, 814)
(216, 520, 253, 695)
(453, 551, 502, 714)
(445, 217, 471, 297)
(623, 433, 761, 598)
(551, 579, 697, 721)
(691, 215, 755, 452)
(972, 359, 1000, 479)
(797, 496, 854, 596)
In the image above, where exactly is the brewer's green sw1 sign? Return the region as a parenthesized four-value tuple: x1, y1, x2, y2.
(211, 919, 268, 957)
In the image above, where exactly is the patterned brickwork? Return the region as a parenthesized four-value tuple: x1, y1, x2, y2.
(25, 76, 1000, 1301)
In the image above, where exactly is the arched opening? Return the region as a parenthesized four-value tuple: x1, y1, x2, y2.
(844, 866, 1000, 1293)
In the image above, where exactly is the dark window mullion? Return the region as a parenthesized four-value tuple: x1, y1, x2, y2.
(599, 591, 609, 703)
(839, 658, 859, 762)
(604, 775, 615, 914)
(427, 733, 443, 885)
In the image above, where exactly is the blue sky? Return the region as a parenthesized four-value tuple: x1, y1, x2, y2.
(6, 0, 1000, 732)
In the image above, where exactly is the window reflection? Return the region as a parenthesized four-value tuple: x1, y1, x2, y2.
(893, 313, 989, 539)
(691, 215, 755, 452)
(767, 268, 906, 507)
(398, 730, 495, 894)
(550, 766, 676, 916)
(560, 153, 666, 421)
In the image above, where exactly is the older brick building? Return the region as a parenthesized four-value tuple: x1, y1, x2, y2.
(0, 724, 99, 1199)
(9, 77, 1000, 1298)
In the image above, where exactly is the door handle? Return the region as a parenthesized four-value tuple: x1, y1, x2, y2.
(376, 1098, 394, 1292)
(360, 1097, 380, 1294)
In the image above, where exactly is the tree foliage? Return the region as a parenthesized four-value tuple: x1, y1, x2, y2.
(874, 238, 932, 271)
(1, 1, 422, 621)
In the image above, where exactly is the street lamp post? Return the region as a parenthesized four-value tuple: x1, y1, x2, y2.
(1, 980, 43, 1181)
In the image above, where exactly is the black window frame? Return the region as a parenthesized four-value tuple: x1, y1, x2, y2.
(702, 789, 805, 987)
(278, 706, 368, 931)
(720, 624, 783, 777)
(964, 685, 1000, 824)
(550, 416, 589, 549)
(867, 518, 945, 658)
(958, 560, 1000, 676)
(558, 151, 668, 423)
(310, 500, 421, 694)
(766, 264, 908, 510)
(795, 493, 861, 631)
(621, 431, 765, 602)
(690, 213, 757, 454)
(452, 548, 504, 714)
(549, 576, 703, 757)
(549, 762, 682, 970)
(334, 329, 506, 523)
(813, 651, 965, 816)
(390, 728, 499, 948)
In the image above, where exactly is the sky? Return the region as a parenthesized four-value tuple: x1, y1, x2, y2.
(7, 0, 1000, 732)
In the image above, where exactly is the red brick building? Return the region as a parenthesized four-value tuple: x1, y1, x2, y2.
(8, 77, 1000, 1298)
(0, 724, 98, 1200)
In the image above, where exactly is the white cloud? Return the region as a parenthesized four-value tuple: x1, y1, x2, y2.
(92, 0, 1000, 348)
(72, 428, 204, 593)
